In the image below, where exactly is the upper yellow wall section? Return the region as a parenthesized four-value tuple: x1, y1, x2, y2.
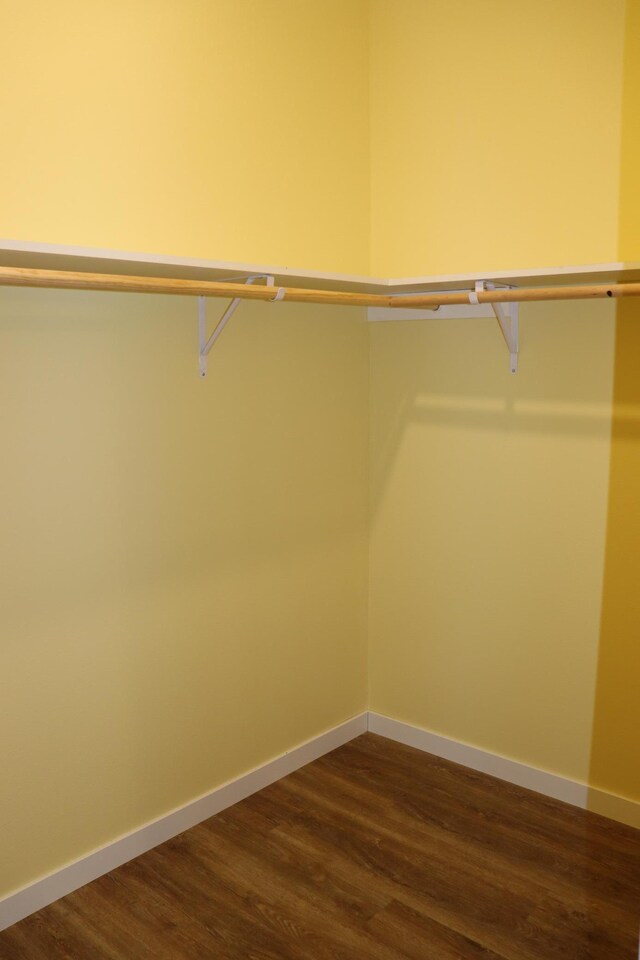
(0, 0, 631, 278)
(370, 0, 625, 277)
(0, 0, 370, 274)
(618, 0, 640, 261)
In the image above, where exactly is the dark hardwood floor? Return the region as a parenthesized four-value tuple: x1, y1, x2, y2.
(1, 733, 638, 959)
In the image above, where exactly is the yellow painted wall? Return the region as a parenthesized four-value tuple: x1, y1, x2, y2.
(617, 0, 640, 264)
(588, 299, 640, 822)
(1, 0, 638, 908)
(2, 0, 629, 281)
(0, 0, 370, 274)
(367, 0, 640, 816)
(369, 0, 625, 277)
(369, 302, 615, 782)
(0, 288, 369, 899)
(588, 0, 640, 819)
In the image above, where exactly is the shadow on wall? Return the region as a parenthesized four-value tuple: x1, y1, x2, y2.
(370, 299, 625, 518)
(588, 298, 640, 825)
(367, 297, 625, 788)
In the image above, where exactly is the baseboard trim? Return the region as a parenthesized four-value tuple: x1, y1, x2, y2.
(368, 713, 640, 830)
(586, 786, 640, 830)
(3, 710, 637, 933)
(0, 712, 367, 933)
(367, 712, 589, 807)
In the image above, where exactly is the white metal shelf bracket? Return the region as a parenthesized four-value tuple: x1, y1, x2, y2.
(471, 281, 519, 374)
(198, 275, 277, 377)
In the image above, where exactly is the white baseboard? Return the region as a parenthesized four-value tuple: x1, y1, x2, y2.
(368, 713, 640, 829)
(586, 786, 640, 830)
(3, 709, 638, 933)
(368, 712, 588, 806)
(0, 712, 367, 933)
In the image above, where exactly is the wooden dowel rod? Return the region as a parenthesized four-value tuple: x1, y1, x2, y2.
(0, 266, 394, 309)
(0, 265, 639, 310)
(390, 282, 640, 309)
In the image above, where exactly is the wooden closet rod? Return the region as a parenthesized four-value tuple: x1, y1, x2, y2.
(0, 266, 392, 308)
(1, 265, 640, 309)
(391, 282, 640, 309)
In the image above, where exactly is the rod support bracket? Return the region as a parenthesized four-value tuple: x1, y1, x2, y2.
(198, 274, 277, 377)
(476, 281, 519, 374)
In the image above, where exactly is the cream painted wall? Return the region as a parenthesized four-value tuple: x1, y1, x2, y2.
(0, 0, 370, 274)
(0, 288, 369, 899)
(369, 302, 615, 783)
(369, 0, 625, 277)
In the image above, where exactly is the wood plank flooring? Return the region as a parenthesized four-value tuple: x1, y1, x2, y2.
(1, 733, 638, 959)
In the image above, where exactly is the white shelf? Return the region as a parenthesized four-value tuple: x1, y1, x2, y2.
(1, 239, 639, 295)
(387, 262, 640, 293)
(0, 240, 382, 293)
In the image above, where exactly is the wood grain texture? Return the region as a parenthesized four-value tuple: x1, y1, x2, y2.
(388, 281, 640, 308)
(1, 264, 640, 309)
(0, 265, 392, 308)
(0, 733, 638, 959)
